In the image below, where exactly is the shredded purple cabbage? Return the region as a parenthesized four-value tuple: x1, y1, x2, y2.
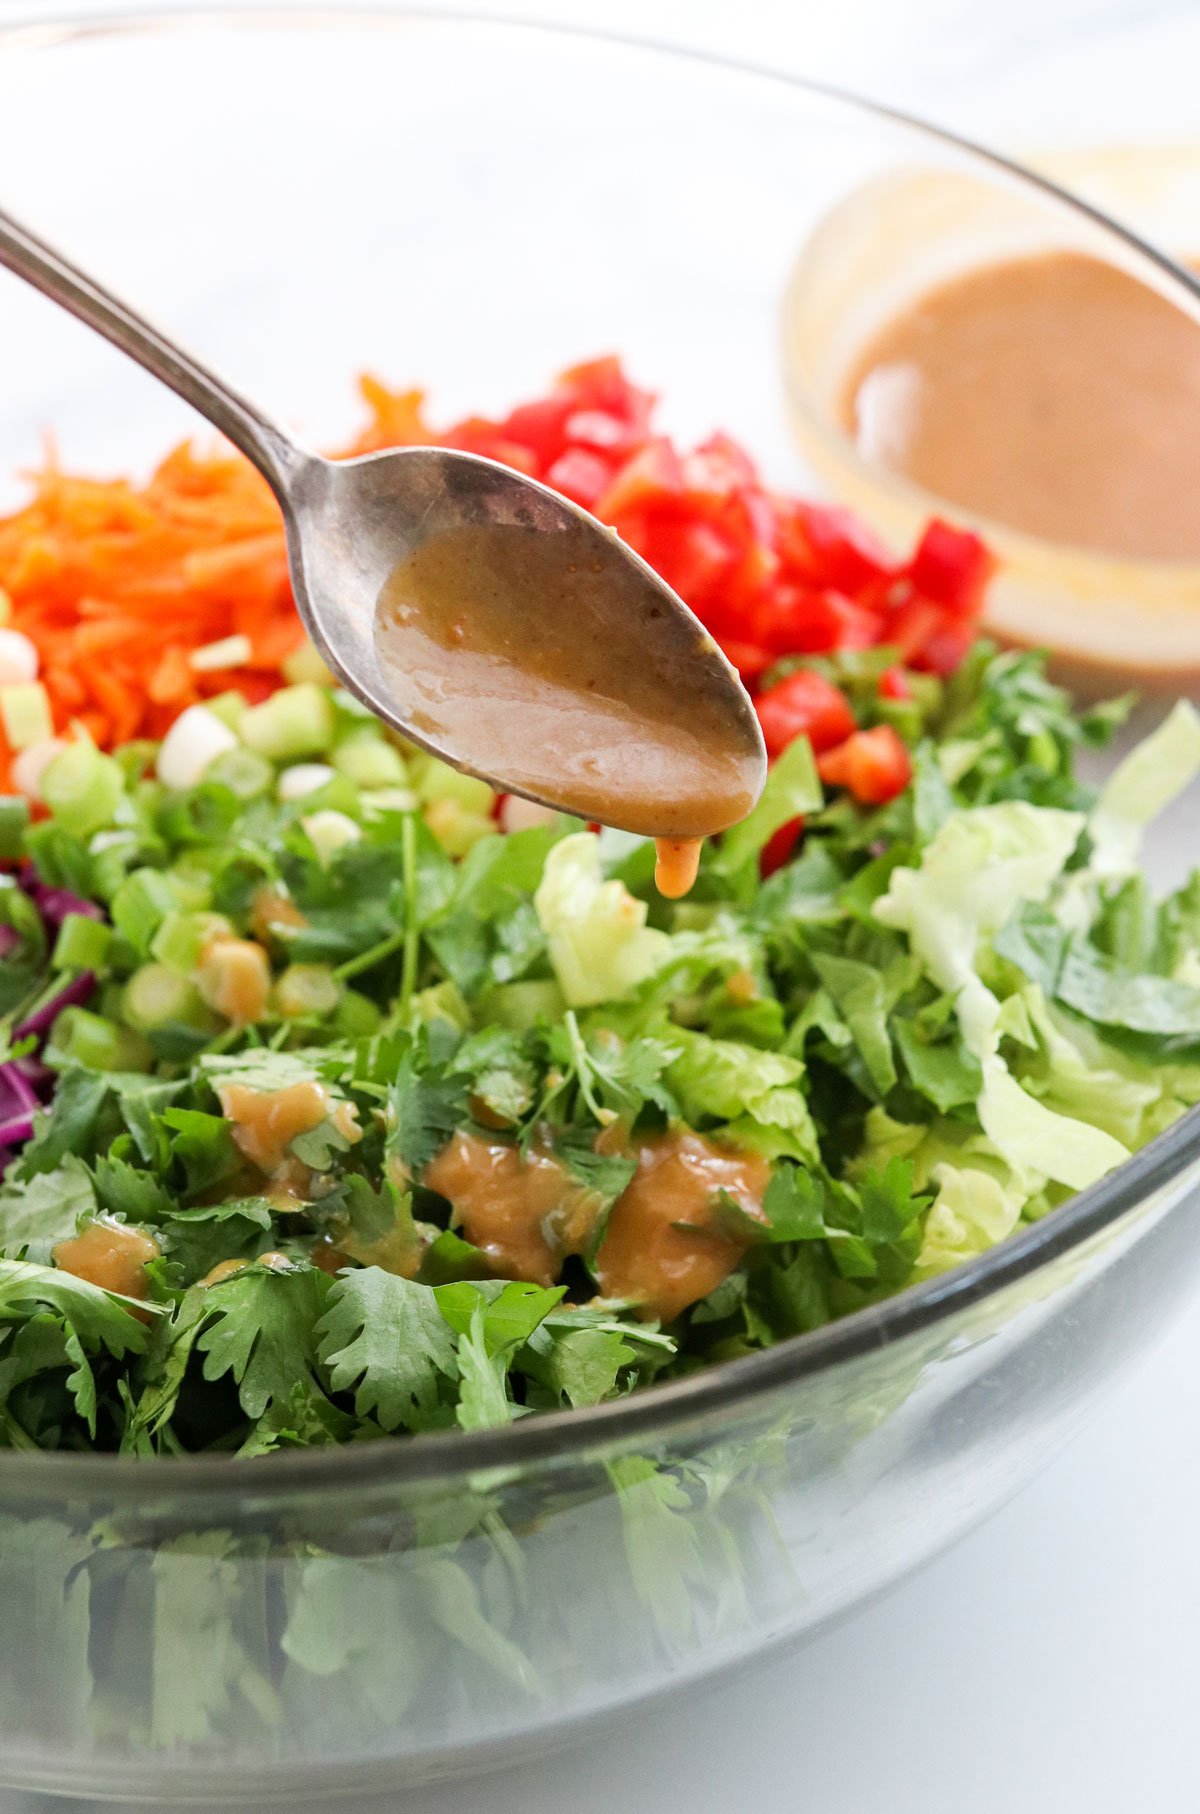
(14, 968, 95, 1043)
(17, 864, 103, 931)
(0, 1061, 38, 1148)
(1, 867, 107, 1167)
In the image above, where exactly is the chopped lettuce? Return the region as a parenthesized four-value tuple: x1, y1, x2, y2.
(534, 833, 669, 1007)
(1089, 699, 1200, 876)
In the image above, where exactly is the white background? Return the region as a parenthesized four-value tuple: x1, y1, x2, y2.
(3, 2, 1200, 1810)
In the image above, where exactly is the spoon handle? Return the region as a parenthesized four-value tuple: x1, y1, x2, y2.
(0, 204, 309, 491)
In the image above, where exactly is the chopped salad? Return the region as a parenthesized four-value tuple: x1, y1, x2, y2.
(1, 360, 1199, 1458)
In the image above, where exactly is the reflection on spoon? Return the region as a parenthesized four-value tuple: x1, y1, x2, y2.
(374, 518, 764, 889)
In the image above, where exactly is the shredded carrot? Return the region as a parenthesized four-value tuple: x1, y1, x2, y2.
(0, 382, 434, 787)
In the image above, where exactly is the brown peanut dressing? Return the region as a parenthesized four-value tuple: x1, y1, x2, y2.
(426, 1127, 769, 1324)
(594, 1132, 770, 1323)
(54, 1217, 159, 1301)
(842, 250, 1200, 562)
(216, 1078, 361, 1177)
(425, 1133, 596, 1287)
(374, 521, 763, 894)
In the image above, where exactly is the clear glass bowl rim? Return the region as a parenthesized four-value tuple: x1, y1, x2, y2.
(3, 0, 1199, 1501)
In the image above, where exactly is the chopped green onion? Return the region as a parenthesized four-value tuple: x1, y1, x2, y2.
(150, 909, 231, 977)
(333, 989, 383, 1037)
(239, 683, 334, 760)
(413, 756, 494, 814)
(275, 963, 341, 1020)
(0, 681, 52, 751)
(188, 634, 252, 673)
(157, 704, 239, 790)
(278, 762, 336, 802)
(111, 867, 177, 957)
(0, 794, 29, 859)
(0, 627, 37, 683)
(300, 809, 362, 864)
(203, 691, 249, 732)
(206, 746, 274, 800)
(281, 637, 333, 686)
(359, 786, 419, 818)
(123, 963, 211, 1032)
(51, 913, 111, 972)
(423, 796, 496, 857)
(48, 1007, 152, 1072)
(98, 980, 126, 1021)
(332, 733, 408, 789)
(111, 740, 158, 784)
(40, 741, 125, 836)
(163, 853, 215, 912)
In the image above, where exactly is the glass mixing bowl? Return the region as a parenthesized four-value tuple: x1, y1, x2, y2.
(1, 9, 1200, 1803)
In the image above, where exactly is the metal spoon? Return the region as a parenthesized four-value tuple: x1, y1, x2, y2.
(0, 206, 766, 839)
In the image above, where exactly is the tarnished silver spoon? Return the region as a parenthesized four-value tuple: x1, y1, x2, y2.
(0, 206, 766, 889)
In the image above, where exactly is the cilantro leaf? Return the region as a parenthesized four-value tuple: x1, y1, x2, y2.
(0, 1157, 96, 1255)
(437, 1281, 564, 1432)
(0, 1259, 155, 1354)
(92, 1156, 175, 1225)
(759, 1164, 827, 1241)
(434, 1279, 564, 1351)
(196, 1263, 331, 1422)
(553, 1133, 637, 1234)
(158, 1199, 274, 1283)
(162, 1109, 240, 1198)
(316, 1267, 457, 1431)
(529, 1325, 637, 1407)
(857, 1156, 930, 1244)
(606, 1455, 708, 1645)
(122, 1286, 212, 1445)
(14, 1068, 109, 1180)
(387, 1047, 469, 1176)
(453, 1300, 514, 1431)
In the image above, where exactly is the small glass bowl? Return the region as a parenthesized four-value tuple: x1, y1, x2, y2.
(783, 150, 1200, 693)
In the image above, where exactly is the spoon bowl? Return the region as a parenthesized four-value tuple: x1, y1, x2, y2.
(287, 443, 767, 834)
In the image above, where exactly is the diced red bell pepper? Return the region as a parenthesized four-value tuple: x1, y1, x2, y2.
(787, 502, 896, 593)
(908, 518, 994, 615)
(564, 409, 638, 455)
(722, 540, 782, 614)
(557, 356, 655, 431)
(681, 435, 759, 505)
(760, 816, 805, 876)
(639, 517, 740, 604)
(885, 599, 945, 664)
(912, 618, 977, 677)
(818, 725, 912, 804)
(878, 666, 913, 701)
(756, 586, 881, 656)
(754, 668, 857, 758)
(499, 396, 575, 468)
(595, 438, 686, 520)
(544, 447, 615, 510)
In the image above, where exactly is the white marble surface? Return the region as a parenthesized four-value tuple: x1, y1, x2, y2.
(2, 3, 1199, 1809)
